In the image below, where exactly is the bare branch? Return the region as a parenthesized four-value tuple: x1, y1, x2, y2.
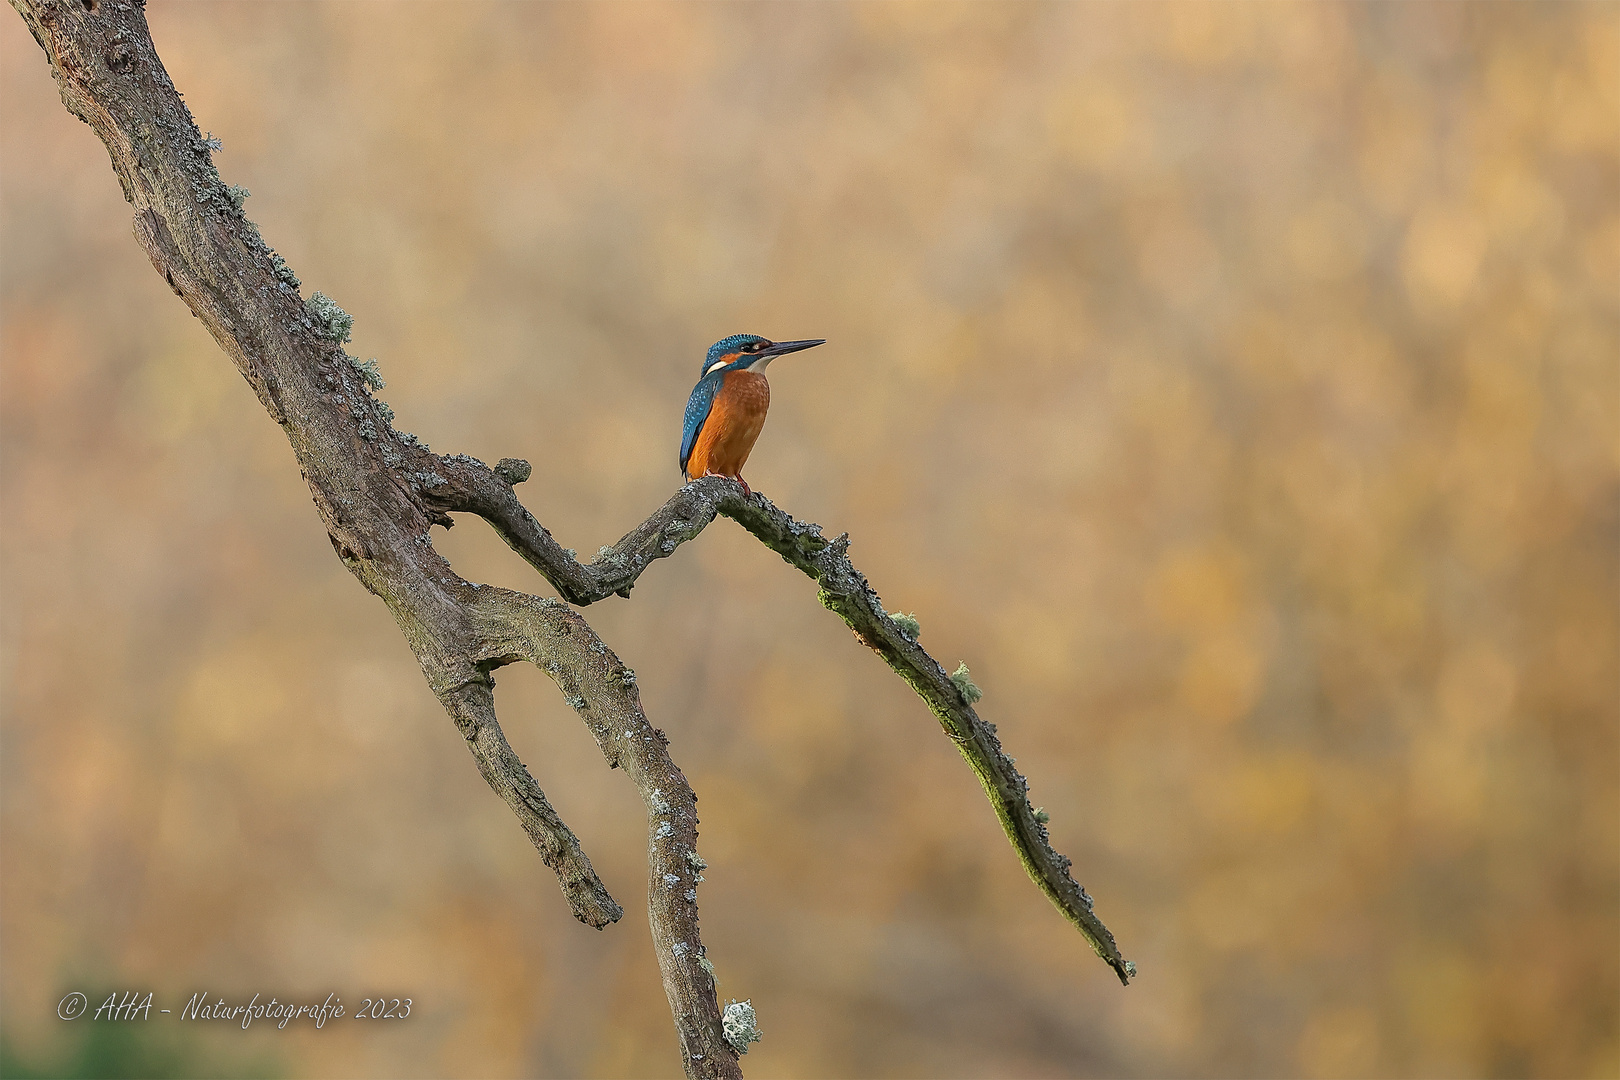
(719, 489, 1135, 985)
(432, 451, 1133, 981)
(430, 449, 1133, 981)
(470, 590, 740, 1079)
(440, 680, 623, 929)
(7, 0, 738, 1068)
(428, 453, 722, 605)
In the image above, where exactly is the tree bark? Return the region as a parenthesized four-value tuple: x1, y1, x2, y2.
(9, 0, 1130, 1072)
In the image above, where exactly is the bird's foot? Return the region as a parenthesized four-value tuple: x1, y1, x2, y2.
(704, 470, 751, 497)
(698, 470, 751, 498)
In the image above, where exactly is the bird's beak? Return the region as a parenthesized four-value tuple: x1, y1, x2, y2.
(759, 338, 826, 359)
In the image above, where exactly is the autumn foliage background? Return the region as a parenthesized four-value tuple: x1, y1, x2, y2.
(2, 3, 1616, 1077)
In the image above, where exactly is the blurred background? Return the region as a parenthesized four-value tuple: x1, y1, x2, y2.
(2, 2, 1615, 1077)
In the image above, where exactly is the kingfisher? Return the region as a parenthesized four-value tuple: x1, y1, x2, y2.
(679, 333, 825, 494)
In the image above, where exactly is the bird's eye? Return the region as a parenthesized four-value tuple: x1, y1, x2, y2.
(747, 341, 768, 352)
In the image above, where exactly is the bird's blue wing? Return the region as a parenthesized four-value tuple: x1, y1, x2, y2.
(679, 372, 723, 475)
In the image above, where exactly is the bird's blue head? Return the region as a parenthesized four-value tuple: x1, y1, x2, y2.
(699, 334, 826, 377)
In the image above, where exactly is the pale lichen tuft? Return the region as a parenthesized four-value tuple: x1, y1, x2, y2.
(950, 662, 983, 704)
(269, 252, 300, 290)
(722, 1000, 761, 1054)
(348, 354, 385, 391)
(306, 291, 353, 344)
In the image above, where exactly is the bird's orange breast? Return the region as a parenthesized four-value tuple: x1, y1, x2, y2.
(685, 370, 770, 481)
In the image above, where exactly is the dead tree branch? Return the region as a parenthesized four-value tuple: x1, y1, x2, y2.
(444, 679, 624, 929)
(9, 1, 739, 1072)
(10, 1, 1130, 1075)
(437, 459, 1134, 982)
(470, 589, 731, 1070)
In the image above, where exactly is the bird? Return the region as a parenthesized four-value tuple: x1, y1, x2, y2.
(679, 333, 825, 495)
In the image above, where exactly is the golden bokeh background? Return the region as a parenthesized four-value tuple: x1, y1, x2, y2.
(2, 3, 1615, 1077)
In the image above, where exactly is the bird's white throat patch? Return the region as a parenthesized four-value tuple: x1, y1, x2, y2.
(705, 357, 775, 377)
